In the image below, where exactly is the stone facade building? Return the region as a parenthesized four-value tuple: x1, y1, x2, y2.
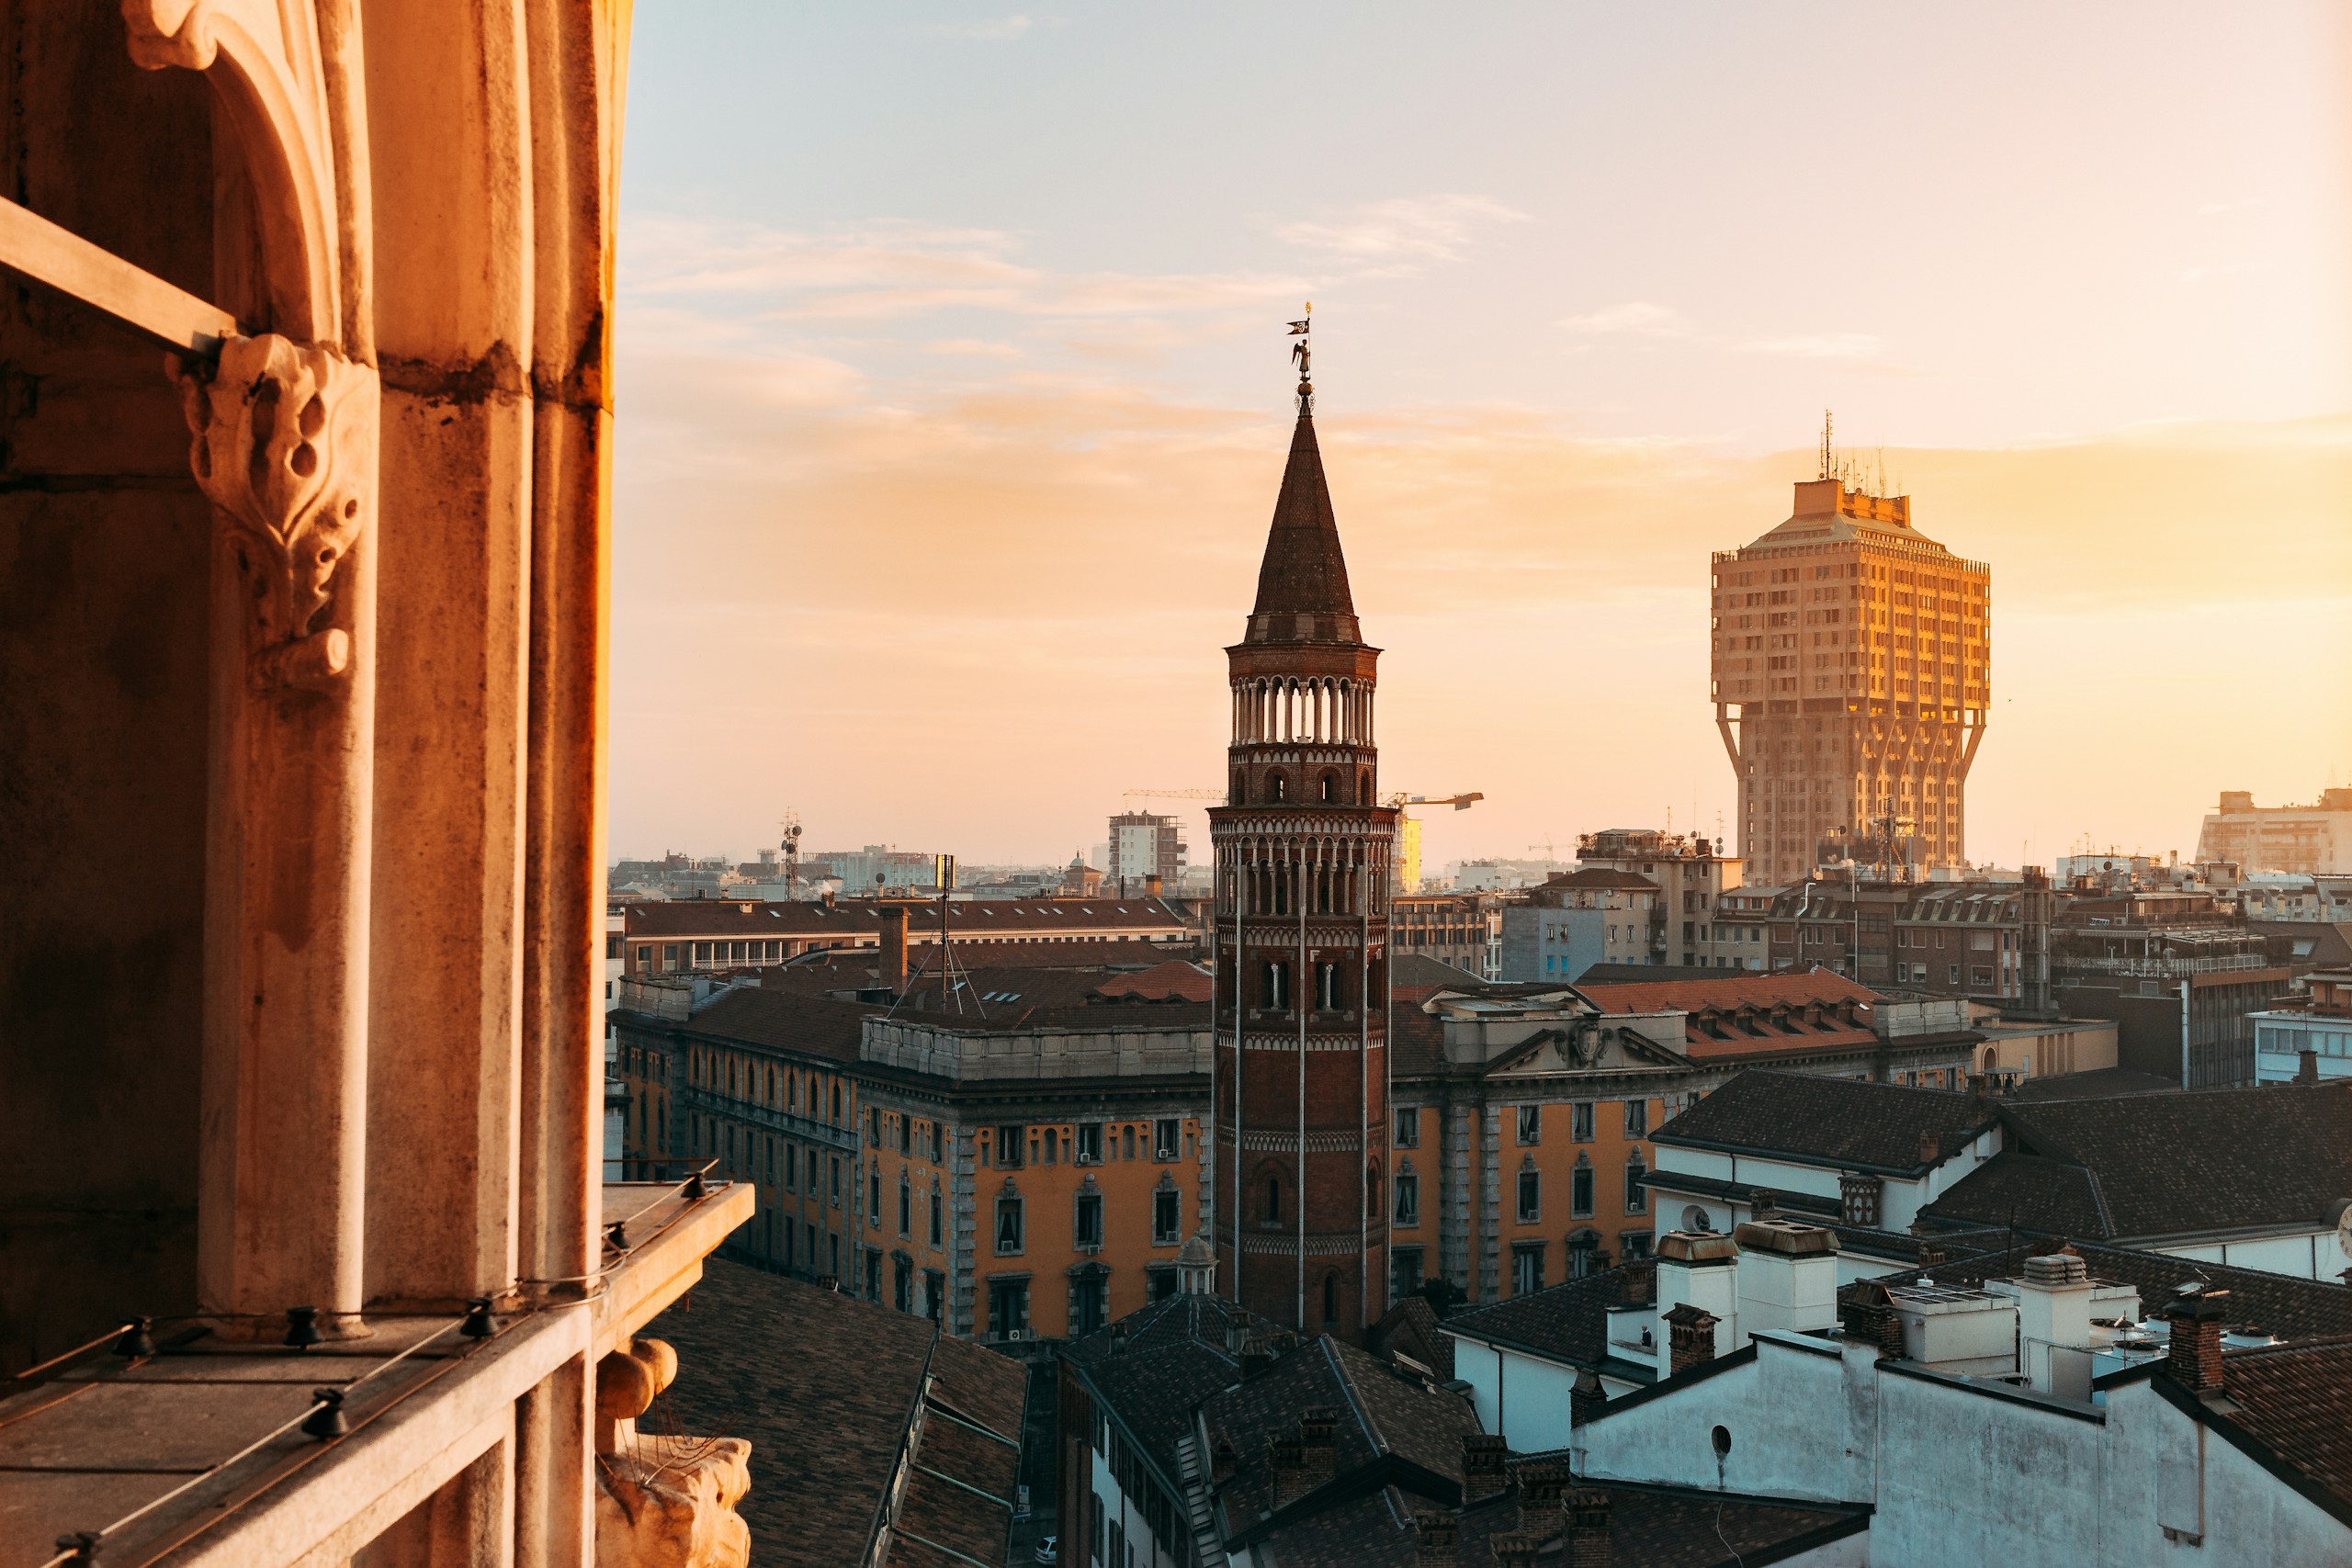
(1712, 453, 1992, 885)
(0, 6, 751, 1562)
(1209, 350, 1397, 1343)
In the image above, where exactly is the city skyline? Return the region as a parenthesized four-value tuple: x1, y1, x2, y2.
(609, 4, 2350, 872)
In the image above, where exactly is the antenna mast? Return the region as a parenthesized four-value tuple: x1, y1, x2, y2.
(1818, 409, 1834, 479)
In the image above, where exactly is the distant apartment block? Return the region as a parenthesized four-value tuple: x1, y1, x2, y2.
(2197, 787, 2352, 875)
(2249, 969, 2352, 1085)
(1391, 892, 1504, 979)
(1712, 452, 1991, 886)
(1104, 810, 1186, 893)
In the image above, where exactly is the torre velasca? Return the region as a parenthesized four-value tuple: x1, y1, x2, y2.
(1712, 449, 1992, 886)
(1209, 329, 1396, 1342)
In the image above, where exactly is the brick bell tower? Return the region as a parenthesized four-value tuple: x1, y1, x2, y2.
(1210, 310, 1395, 1342)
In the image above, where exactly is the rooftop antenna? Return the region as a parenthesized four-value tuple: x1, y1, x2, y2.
(1818, 410, 1833, 479)
(1875, 448, 1887, 499)
(779, 810, 803, 900)
(1289, 303, 1314, 415)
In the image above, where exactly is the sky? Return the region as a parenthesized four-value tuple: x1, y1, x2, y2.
(608, 3, 2352, 874)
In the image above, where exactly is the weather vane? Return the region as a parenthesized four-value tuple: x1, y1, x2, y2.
(1288, 302, 1313, 414)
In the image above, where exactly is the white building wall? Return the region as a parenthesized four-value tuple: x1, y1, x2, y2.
(1454, 1338, 1585, 1454)
(1572, 1336, 1860, 1504)
(2156, 1230, 2345, 1281)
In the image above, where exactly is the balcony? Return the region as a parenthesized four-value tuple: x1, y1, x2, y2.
(2058, 953, 2275, 978)
(0, 1179, 752, 1568)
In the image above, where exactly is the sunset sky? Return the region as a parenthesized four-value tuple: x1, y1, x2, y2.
(608, 4, 2351, 875)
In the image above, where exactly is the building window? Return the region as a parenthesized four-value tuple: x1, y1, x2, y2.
(1568, 1229, 1603, 1280)
(1071, 1271, 1108, 1336)
(996, 1192, 1024, 1255)
(1511, 1243, 1545, 1296)
(1620, 1231, 1654, 1261)
(1323, 1271, 1340, 1323)
(1393, 1106, 1419, 1147)
(925, 1269, 944, 1323)
(1516, 1167, 1541, 1224)
(988, 1278, 1029, 1340)
(869, 1165, 881, 1224)
(1625, 1152, 1648, 1213)
(1263, 961, 1290, 1010)
(1077, 1122, 1103, 1163)
(995, 1124, 1024, 1168)
(1154, 1119, 1181, 1160)
(1076, 1190, 1103, 1248)
(930, 1187, 943, 1247)
(899, 1116, 912, 1155)
(899, 1178, 911, 1235)
(1152, 1183, 1181, 1245)
(1571, 1156, 1594, 1218)
(894, 1255, 912, 1312)
(1571, 1101, 1595, 1142)
(1623, 1099, 1648, 1137)
(1316, 961, 1340, 1009)
(864, 1248, 880, 1301)
(1392, 1247, 1425, 1301)
(1365, 1162, 1381, 1221)
(1262, 1171, 1283, 1224)
(1148, 1266, 1179, 1303)
(1516, 1105, 1542, 1145)
(1394, 1169, 1419, 1226)
(830, 1156, 842, 1205)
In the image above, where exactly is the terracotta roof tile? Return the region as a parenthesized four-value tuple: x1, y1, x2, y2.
(2213, 1338, 2352, 1514)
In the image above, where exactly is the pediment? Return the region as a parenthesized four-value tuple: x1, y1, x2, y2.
(1483, 1021, 1690, 1077)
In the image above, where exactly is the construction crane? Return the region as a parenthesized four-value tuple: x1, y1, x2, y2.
(1389, 791, 1484, 812)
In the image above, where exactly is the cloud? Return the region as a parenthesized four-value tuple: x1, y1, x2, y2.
(925, 338, 1023, 360)
(1561, 300, 1894, 366)
(1276, 194, 1530, 265)
(621, 214, 1307, 327)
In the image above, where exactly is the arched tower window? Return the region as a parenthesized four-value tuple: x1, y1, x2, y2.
(1365, 1161, 1382, 1220)
(1270, 771, 1288, 804)
(1233, 768, 1247, 804)
(1319, 772, 1338, 803)
(1323, 1270, 1340, 1324)
(1262, 1170, 1283, 1224)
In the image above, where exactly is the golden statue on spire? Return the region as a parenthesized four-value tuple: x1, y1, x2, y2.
(1288, 302, 1312, 413)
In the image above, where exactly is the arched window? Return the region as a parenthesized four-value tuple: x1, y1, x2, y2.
(1567, 1227, 1603, 1280)
(1233, 769, 1248, 805)
(1365, 1161, 1382, 1220)
(1319, 772, 1338, 803)
(1358, 768, 1371, 803)
(1270, 771, 1288, 804)
(1262, 1170, 1283, 1224)
(1624, 1151, 1649, 1214)
(1323, 1270, 1340, 1324)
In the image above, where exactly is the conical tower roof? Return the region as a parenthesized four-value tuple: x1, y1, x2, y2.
(1243, 411, 1363, 646)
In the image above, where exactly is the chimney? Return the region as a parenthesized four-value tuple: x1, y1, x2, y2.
(2015, 1249, 2095, 1395)
(1664, 1303, 1719, 1377)
(2164, 1287, 2229, 1393)
(1211, 1432, 1238, 1487)
(1562, 1488, 1615, 1568)
(1517, 1458, 1569, 1523)
(1240, 1335, 1273, 1380)
(1269, 1432, 1306, 1507)
(1146, 873, 1164, 898)
(1917, 1129, 1941, 1167)
(1838, 1172, 1883, 1228)
(1461, 1433, 1508, 1506)
(1747, 1187, 1779, 1222)
(1489, 1531, 1542, 1568)
(879, 905, 909, 992)
(2296, 1048, 2320, 1086)
(1412, 1509, 1459, 1567)
(1297, 1408, 1338, 1491)
(1569, 1367, 1608, 1426)
(821, 888, 837, 909)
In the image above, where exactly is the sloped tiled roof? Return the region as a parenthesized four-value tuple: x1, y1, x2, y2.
(1917, 1153, 2115, 1238)
(1652, 1070, 1999, 1174)
(2211, 1338, 2352, 1518)
(640, 1261, 1024, 1568)
(662, 988, 876, 1063)
(1931, 1081, 2352, 1240)
(2005, 1067, 2183, 1102)
(1440, 1265, 1657, 1371)
(1090, 959, 1216, 1004)
(1063, 1294, 1277, 1481)
(1453, 1473, 1869, 1568)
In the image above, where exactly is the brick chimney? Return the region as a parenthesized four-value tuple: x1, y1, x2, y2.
(1146, 873, 1164, 898)
(1269, 1431, 1306, 1507)
(1748, 1187, 1779, 1222)
(1518, 1458, 1569, 1518)
(1664, 1303, 1719, 1377)
(1562, 1488, 1615, 1568)
(1461, 1433, 1508, 1506)
(879, 905, 909, 991)
(1489, 1530, 1542, 1568)
(1412, 1508, 1459, 1566)
(2165, 1286, 2229, 1393)
(1569, 1367, 1608, 1426)
(1297, 1408, 1338, 1491)
(1240, 1335, 1273, 1380)
(1917, 1129, 1941, 1167)
(2296, 1048, 2320, 1086)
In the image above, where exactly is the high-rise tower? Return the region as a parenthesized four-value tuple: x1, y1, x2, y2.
(1712, 426, 1991, 887)
(1210, 317, 1396, 1341)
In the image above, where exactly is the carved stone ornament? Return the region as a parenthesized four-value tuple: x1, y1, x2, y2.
(120, 0, 228, 70)
(175, 334, 378, 690)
